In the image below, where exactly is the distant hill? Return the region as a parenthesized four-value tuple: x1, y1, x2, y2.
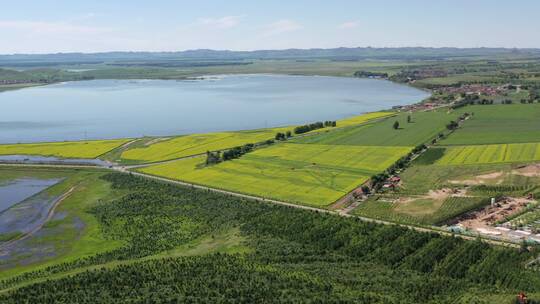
(1, 47, 540, 67)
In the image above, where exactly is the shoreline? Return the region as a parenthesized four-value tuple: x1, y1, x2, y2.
(0, 73, 432, 145)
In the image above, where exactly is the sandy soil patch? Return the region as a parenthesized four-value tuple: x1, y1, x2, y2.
(397, 188, 471, 205)
(512, 164, 540, 177)
(448, 171, 504, 185)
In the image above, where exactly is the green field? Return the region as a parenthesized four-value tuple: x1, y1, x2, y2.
(0, 139, 129, 159)
(415, 74, 505, 87)
(440, 104, 540, 145)
(435, 143, 540, 165)
(120, 112, 393, 163)
(139, 143, 411, 206)
(293, 111, 458, 146)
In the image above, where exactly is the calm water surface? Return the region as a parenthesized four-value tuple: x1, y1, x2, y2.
(0, 178, 61, 213)
(0, 75, 429, 143)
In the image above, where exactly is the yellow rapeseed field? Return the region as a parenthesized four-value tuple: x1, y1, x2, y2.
(122, 112, 394, 163)
(0, 139, 129, 159)
(436, 143, 540, 165)
(335, 111, 395, 128)
(121, 127, 293, 163)
(139, 143, 412, 206)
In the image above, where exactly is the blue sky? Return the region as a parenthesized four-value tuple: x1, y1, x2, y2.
(0, 0, 539, 54)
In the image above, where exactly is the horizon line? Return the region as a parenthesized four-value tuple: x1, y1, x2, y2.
(0, 46, 538, 57)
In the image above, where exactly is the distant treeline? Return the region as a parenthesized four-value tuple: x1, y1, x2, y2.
(1, 47, 538, 64)
(354, 71, 389, 78)
(107, 61, 253, 68)
(205, 120, 340, 165)
(294, 121, 336, 134)
(206, 143, 258, 164)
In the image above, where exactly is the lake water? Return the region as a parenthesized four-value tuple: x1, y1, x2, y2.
(0, 155, 111, 166)
(0, 74, 429, 143)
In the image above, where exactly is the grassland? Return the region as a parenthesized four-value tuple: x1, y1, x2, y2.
(441, 104, 540, 145)
(0, 139, 129, 159)
(293, 111, 458, 146)
(138, 143, 411, 206)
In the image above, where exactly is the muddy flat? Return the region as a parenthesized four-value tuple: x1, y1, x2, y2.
(0, 178, 61, 213)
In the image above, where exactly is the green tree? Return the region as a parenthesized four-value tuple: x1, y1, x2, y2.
(393, 121, 400, 130)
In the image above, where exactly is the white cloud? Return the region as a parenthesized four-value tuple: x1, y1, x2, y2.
(0, 20, 110, 35)
(195, 16, 241, 29)
(338, 21, 360, 29)
(263, 19, 302, 36)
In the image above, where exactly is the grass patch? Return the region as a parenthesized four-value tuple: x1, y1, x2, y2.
(0, 232, 23, 242)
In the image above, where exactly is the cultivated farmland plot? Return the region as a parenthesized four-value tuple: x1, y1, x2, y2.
(436, 143, 540, 165)
(441, 104, 540, 145)
(121, 112, 395, 163)
(294, 111, 458, 147)
(121, 127, 293, 163)
(0, 139, 129, 159)
(139, 143, 412, 206)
